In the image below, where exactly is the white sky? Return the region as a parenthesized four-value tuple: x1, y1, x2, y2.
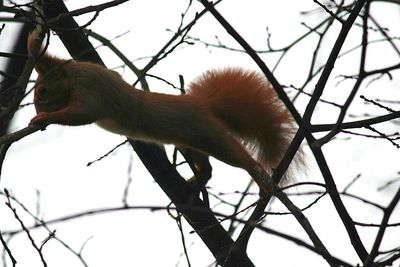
(1, 0, 399, 266)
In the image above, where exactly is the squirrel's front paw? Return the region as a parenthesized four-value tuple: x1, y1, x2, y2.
(29, 113, 50, 126)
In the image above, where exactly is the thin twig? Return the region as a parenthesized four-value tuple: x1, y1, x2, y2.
(0, 231, 17, 266)
(5, 190, 48, 266)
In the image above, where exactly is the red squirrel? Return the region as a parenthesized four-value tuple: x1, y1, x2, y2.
(28, 31, 302, 191)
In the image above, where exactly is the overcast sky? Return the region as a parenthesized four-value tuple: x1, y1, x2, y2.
(1, 1, 399, 266)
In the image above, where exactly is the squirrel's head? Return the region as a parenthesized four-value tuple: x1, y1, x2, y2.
(28, 30, 72, 113)
(33, 64, 72, 113)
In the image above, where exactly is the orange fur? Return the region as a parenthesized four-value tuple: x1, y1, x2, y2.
(188, 68, 297, 175)
(28, 30, 302, 190)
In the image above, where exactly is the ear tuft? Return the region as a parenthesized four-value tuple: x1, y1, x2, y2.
(27, 28, 43, 56)
(27, 29, 65, 75)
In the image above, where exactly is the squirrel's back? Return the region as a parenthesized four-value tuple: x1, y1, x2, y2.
(188, 68, 300, 180)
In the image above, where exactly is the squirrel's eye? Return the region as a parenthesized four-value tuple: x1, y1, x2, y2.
(37, 87, 47, 97)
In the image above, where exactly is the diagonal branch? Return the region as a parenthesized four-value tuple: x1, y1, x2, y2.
(314, 0, 371, 147)
(303, 0, 367, 123)
(364, 188, 400, 266)
(198, 2, 340, 266)
(199, 0, 370, 263)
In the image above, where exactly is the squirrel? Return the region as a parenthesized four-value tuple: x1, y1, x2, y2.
(28, 30, 302, 191)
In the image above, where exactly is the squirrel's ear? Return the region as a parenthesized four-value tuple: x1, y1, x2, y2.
(27, 29, 41, 55)
(34, 54, 65, 75)
(27, 29, 64, 75)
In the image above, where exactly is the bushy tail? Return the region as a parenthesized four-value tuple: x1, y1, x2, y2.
(188, 68, 303, 183)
